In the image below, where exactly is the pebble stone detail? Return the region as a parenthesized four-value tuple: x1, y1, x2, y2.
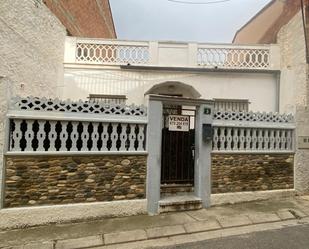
(5, 155, 146, 208)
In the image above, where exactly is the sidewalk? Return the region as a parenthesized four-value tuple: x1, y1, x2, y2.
(1, 195, 309, 249)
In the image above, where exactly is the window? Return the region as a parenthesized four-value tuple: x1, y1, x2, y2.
(213, 98, 250, 112)
(88, 94, 127, 105)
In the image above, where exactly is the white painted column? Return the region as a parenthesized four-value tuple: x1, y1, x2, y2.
(188, 43, 198, 67)
(64, 37, 77, 64)
(149, 41, 159, 66)
(194, 104, 213, 208)
(146, 99, 163, 214)
(0, 77, 11, 208)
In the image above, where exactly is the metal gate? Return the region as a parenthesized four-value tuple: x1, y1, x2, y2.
(161, 105, 195, 185)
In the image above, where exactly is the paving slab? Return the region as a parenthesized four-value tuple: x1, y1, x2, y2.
(104, 229, 147, 245)
(276, 209, 295, 220)
(23, 241, 54, 249)
(248, 212, 281, 224)
(184, 220, 221, 233)
(55, 235, 103, 249)
(217, 215, 252, 228)
(146, 225, 186, 239)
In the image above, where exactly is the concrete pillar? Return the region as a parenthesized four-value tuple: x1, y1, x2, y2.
(64, 37, 77, 64)
(149, 41, 159, 65)
(194, 104, 213, 208)
(146, 99, 163, 214)
(188, 43, 198, 67)
(295, 106, 309, 194)
(0, 77, 11, 208)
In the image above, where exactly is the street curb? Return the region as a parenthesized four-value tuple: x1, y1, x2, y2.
(52, 211, 309, 249)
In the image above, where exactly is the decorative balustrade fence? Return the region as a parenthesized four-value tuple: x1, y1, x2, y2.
(75, 40, 150, 65)
(197, 45, 270, 69)
(66, 38, 276, 70)
(5, 97, 295, 155)
(6, 97, 147, 154)
(212, 111, 295, 153)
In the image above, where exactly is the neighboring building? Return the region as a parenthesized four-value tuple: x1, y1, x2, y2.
(44, 0, 116, 38)
(233, 0, 307, 44)
(234, 0, 309, 193)
(234, 0, 309, 114)
(0, 0, 116, 207)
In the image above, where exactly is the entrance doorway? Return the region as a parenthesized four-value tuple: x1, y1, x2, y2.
(161, 104, 196, 186)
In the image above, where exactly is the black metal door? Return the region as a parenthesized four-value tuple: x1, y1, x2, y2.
(161, 105, 195, 185)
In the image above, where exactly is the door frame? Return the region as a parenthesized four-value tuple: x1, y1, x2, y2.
(146, 94, 213, 215)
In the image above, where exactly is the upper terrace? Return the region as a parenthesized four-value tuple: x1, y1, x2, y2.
(64, 37, 280, 71)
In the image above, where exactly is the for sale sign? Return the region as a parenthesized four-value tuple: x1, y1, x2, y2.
(168, 115, 190, 132)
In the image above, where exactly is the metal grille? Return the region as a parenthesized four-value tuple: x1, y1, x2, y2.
(214, 99, 249, 112)
(161, 106, 196, 184)
(89, 94, 127, 105)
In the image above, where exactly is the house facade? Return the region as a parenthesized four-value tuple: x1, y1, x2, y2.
(63, 38, 281, 113)
(0, 0, 308, 215)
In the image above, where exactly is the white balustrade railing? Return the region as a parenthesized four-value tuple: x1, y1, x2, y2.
(76, 41, 149, 65)
(7, 97, 147, 155)
(212, 110, 295, 153)
(65, 37, 280, 70)
(6, 97, 294, 154)
(197, 45, 270, 69)
(9, 119, 146, 153)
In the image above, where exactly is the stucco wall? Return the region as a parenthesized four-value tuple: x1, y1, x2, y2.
(0, 0, 66, 98)
(277, 11, 307, 113)
(277, 11, 309, 194)
(63, 69, 279, 112)
(295, 106, 309, 193)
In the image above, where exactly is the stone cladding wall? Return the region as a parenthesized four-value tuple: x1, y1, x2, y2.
(4, 155, 146, 208)
(211, 153, 294, 193)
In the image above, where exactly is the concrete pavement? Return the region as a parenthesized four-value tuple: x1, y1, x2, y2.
(1, 195, 309, 249)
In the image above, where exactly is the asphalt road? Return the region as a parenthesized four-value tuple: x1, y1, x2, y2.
(155, 223, 309, 249)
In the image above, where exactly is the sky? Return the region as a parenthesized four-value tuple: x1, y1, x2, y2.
(110, 0, 272, 43)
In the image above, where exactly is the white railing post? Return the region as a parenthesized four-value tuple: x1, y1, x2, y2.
(269, 44, 281, 70)
(64, 37, 77, 64)
(188, 43, 198, 67)
(149, 41, 159, 65)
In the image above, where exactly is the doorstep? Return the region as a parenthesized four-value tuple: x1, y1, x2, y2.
(159, 194, 202, 213)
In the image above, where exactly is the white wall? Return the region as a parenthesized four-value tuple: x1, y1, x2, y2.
(63, 68, 278, 112)
(0, 0, 66, 98)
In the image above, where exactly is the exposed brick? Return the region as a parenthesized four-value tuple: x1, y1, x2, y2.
(44, 0, 116, 38)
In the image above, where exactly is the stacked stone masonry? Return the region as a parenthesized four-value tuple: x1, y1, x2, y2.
(212, 154, 294, 193)
(4, 155, 146, 208)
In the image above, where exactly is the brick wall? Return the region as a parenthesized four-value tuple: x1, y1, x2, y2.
(212, 154, 294, 193)
(4, 155, 146, 208)
(44, 0, 116, 38)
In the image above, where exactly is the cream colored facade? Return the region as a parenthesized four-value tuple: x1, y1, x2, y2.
(63, 38, 281, 113)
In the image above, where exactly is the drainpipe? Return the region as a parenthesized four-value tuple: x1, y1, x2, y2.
(301, 0, 309, 63)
